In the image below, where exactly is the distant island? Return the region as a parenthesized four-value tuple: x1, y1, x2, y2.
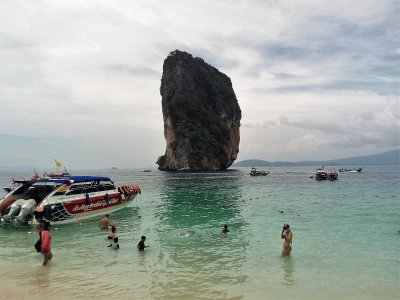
(232, 149, 400, 167)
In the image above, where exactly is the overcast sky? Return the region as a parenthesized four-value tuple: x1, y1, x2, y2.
(0, 0, 399, 170)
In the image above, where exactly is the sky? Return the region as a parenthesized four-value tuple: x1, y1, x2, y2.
(0, 0, 399, 170)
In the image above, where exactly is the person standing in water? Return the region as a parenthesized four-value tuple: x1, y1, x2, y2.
(41, 222, 53, 266)
(281, 224, 293, 256)
(137, 236, 149, 251)
(107, 226, 117, 240)
(99, 214, 112, 229)
(108, 237, 120, 249)
(34, 223, 44, 253)
(220, 224, 229, 237)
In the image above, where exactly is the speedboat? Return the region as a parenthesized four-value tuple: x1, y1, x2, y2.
(314, 167, 338, 181)
(354, 166, 364, 173)
(249, 167, 270, 176)
(0, 175, 141, 225)
(327, 169, 338, 181)
(315, 167, 328, 181)
(339, 166, 363, 173)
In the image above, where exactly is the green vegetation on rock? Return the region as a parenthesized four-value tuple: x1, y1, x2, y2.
(158, 50, 241, 171)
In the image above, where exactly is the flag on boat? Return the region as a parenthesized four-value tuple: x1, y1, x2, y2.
(55, 159, 62, 167)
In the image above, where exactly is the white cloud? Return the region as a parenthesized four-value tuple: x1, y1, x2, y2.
(0, 0, 398, 169)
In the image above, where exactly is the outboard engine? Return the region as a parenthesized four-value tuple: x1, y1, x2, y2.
(1, 199, 24, 222)
(15, 199, 37, 223)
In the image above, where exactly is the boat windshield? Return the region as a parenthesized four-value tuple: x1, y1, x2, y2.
(61, 181, 116, 196)
(7, 182, 61, 204)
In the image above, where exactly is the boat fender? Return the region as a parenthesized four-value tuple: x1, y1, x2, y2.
(123, 186, 129, 196)
(136, 186, 141, 194)
(104, 193, 109, 204)
(85, 193, 91, 205)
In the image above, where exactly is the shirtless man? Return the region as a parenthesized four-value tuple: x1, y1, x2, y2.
(281, 224, 293, 256)
(99, 214, 111, 229)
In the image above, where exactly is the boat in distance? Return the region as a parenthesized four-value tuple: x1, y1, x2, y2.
(338, 166, 364, 173)
(0, 175, 141, 225)
(249, 167, 270, 176)
(311, 167, 338, 181)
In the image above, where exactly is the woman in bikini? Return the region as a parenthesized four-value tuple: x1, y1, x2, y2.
(281, 224, 293, 256)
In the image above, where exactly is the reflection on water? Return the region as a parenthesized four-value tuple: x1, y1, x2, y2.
(282, 256, 295, 286)
(152, 171, 248, 299)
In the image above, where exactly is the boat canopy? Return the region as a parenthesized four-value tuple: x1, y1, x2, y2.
(13, 176, 112, 185)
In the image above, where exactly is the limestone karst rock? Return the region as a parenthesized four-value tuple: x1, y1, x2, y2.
(157, 50, 241, 171)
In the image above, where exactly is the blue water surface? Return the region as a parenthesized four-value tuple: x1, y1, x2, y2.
(0, 166, 399, 300)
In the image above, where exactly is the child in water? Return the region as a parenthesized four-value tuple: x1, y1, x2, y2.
(137, 236, 149, 251)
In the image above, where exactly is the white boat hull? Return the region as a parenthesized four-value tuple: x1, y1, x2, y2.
(0, 175, 141, 225)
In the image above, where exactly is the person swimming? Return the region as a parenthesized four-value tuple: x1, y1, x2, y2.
(220, 224, 229, 237)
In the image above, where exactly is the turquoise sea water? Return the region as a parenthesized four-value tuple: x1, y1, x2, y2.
(0, 166, 399, 300)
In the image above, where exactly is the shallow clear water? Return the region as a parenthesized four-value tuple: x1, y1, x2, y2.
(0, 166, 399, 300)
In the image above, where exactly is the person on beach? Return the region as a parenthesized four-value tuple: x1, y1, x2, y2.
(137, 235, 149, 251)
(41, 222, 53, 265)
(99, 214, 112, 229)
(108, 237, 119, 249)
(220, 224, 229, 237)
(107, 226, 117, 240)
(281, 224, 293, 256)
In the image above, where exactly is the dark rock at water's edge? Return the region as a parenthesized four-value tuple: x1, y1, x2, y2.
(157, 50, 241, 171)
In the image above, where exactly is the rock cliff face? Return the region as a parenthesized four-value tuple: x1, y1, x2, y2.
(157, 50, 241, 171)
